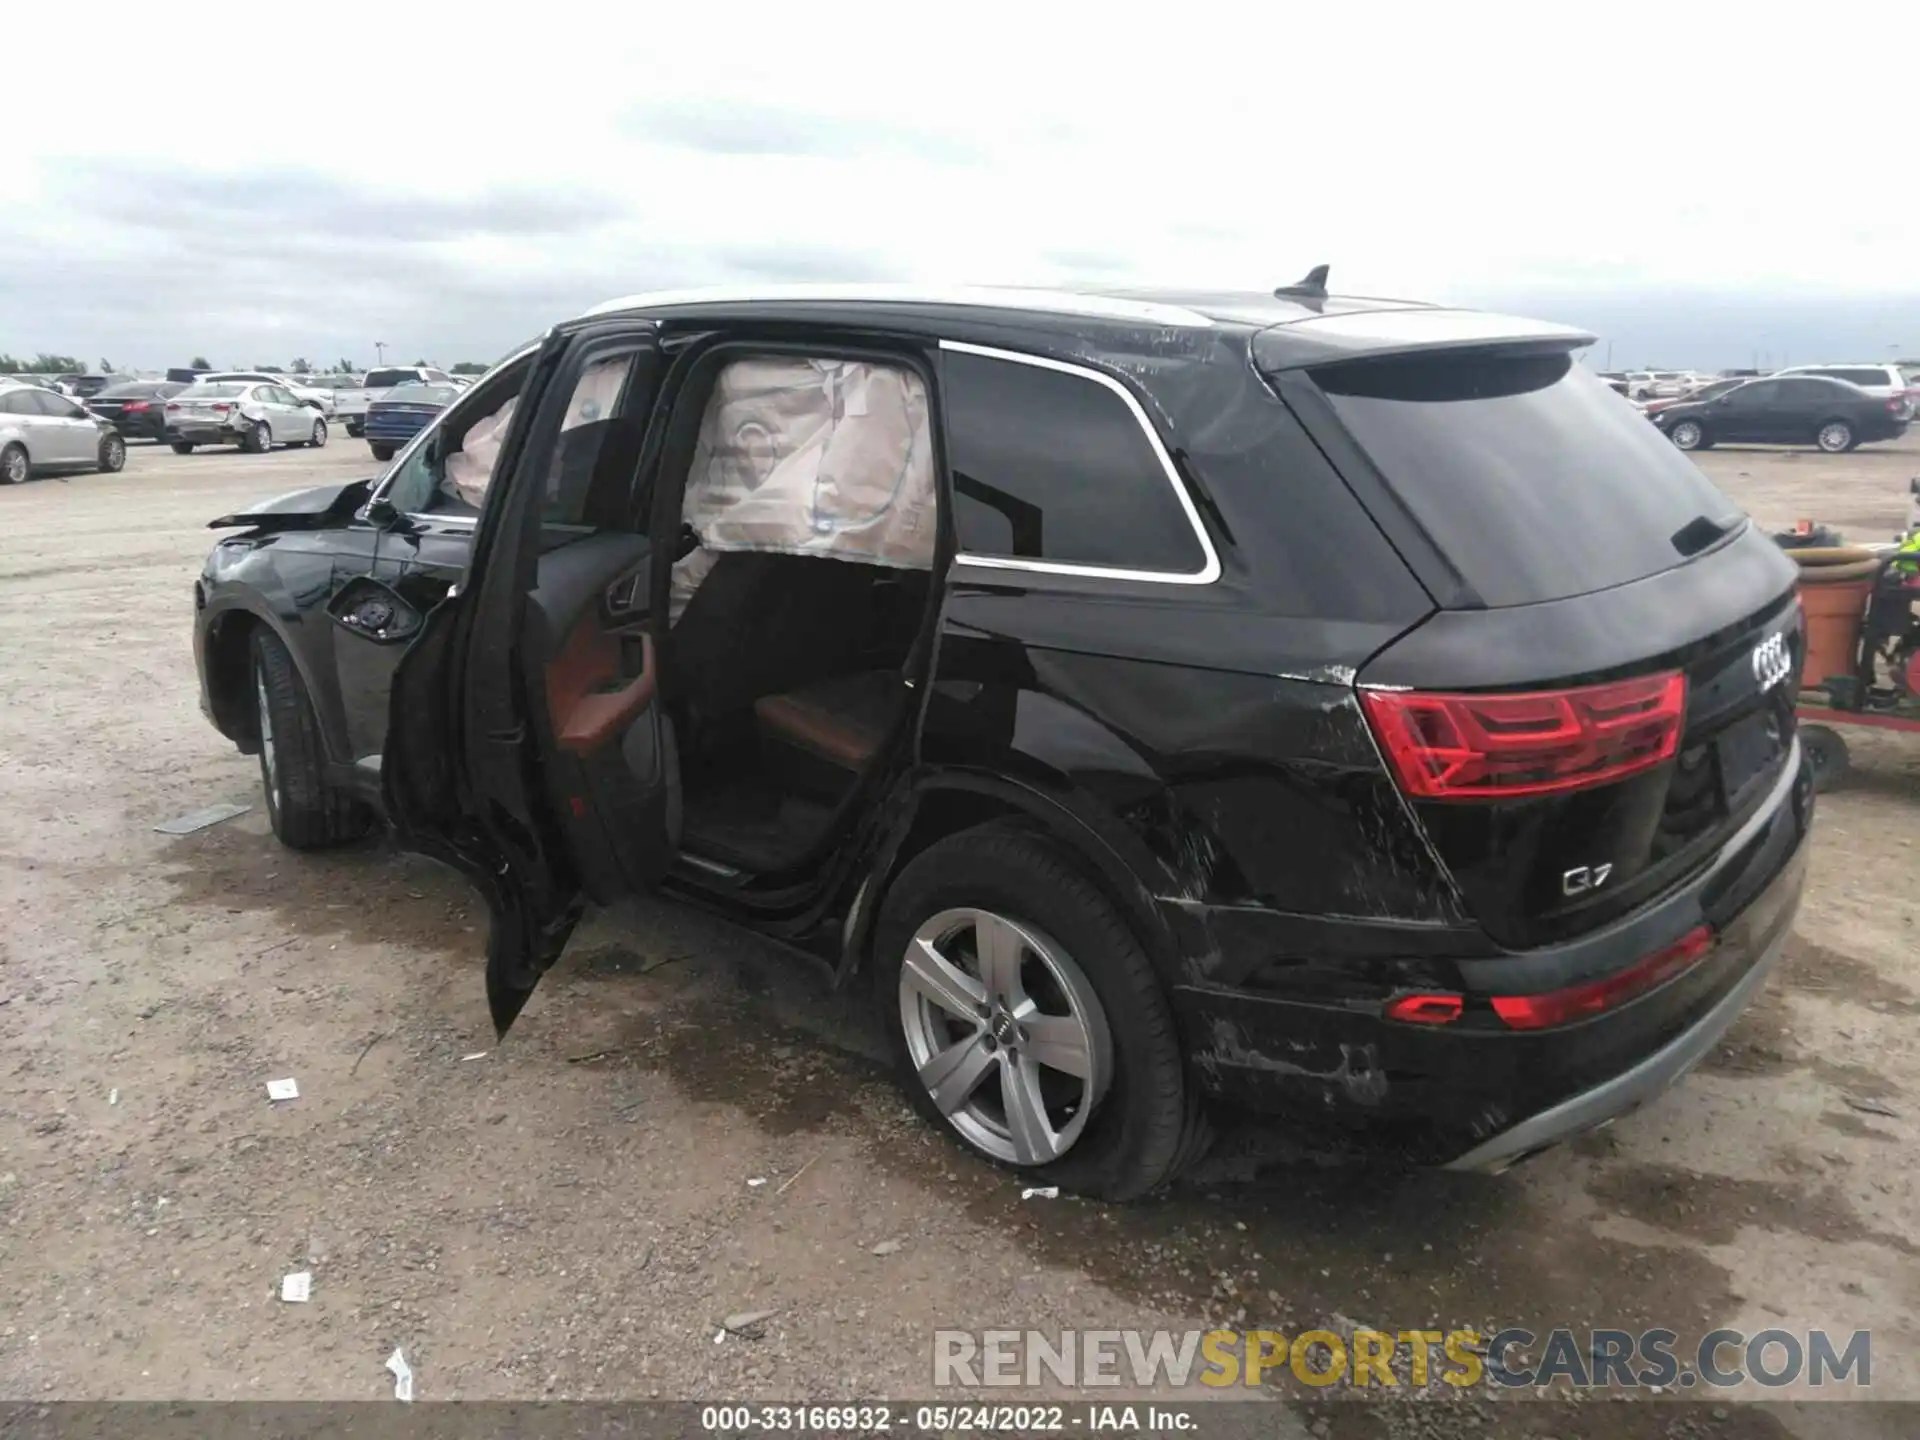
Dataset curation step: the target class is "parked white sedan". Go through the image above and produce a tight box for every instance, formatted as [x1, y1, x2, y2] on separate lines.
[163, 381, 330, 454]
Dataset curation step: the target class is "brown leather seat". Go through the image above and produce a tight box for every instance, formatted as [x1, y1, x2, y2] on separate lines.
[754, 672, 905, 771]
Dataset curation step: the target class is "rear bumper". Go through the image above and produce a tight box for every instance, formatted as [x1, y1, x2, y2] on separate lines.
[1442, 923, 1785, 1172]
[169, 422, 244, 444]
[1170, 744, 1812, 1165]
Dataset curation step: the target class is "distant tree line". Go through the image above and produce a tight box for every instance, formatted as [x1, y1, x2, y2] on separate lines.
[5, 351, 498, 376]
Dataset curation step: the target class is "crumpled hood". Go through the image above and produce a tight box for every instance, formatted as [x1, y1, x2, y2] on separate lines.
[207, 478, 373, 530]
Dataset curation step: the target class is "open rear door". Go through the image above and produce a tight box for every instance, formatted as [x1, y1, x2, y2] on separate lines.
[384, 320, 673, 1034]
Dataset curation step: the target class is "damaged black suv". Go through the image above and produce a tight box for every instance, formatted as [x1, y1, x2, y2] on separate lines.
[194, 278, 1813, 1199]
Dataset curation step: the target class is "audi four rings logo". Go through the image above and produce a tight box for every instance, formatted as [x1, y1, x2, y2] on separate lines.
[1752, 633, 1791, 692]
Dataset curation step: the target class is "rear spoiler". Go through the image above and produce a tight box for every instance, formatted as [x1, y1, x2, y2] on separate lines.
[208, 478, 372, 531]
[1254, 308, 1596, 372]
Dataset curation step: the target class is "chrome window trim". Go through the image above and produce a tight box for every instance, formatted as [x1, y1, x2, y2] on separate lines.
[584, 283, 1214, 331]
[937, 340, 1222, 587]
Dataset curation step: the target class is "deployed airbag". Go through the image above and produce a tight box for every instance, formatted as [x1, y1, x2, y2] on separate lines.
[682, 358, 936, 571]
[442, 395, 517, 509]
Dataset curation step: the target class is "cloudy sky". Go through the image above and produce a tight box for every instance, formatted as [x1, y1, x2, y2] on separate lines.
[6, 7, 1914, 372]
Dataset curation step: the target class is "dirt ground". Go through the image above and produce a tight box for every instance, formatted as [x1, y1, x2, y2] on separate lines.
[1, 428, 1917, 1434]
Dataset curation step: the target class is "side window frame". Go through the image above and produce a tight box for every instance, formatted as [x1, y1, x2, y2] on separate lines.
[936, 339, 1221, 587]
[368, 348, 543, 523]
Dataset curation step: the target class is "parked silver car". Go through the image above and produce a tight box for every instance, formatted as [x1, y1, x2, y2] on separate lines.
[195, 371, 337, 417]
[164, 381, 330, 454]
[0, 379, 127, 482]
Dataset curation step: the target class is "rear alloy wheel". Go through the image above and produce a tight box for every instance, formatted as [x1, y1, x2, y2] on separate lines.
[241, 420, 271, 454]
[873, 826, 1205, 1200]
[1816, 420, 1855, 454]
[170, 440, 195, 455]
[249, 627, 373, 849]
[97, 433, 127, 473]
[306, 417, 328, 448]
[1, 443, 26, 485]
[1669, 420, 1706, 451]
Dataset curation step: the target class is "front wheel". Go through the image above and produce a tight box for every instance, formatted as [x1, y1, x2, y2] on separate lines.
[1816, 420, 1855, 454]
[305, 417, 328, 448]
[1, 442, 27, 485]
[368, 442, 395, 462]
[249, 627, 374, 849]
[1669, 419, 1709, 451]
[170, 440, 195, 455]
[872, 826, 1205, 1201]
[97, 433, 127, 472]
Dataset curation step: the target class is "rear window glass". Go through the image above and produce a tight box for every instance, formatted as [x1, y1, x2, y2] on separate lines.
[943, 348, 1208, 575]
[381, 383, 459, 405]
[183, 383, 249, 399]
[365, 369, 416, 389]
[1308, 350, 1744, 607]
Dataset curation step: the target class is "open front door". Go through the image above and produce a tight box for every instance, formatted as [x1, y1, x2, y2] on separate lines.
[384, 320, 673, 1035]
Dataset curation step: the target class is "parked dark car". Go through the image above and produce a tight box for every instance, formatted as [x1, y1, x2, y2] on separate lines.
[87, 380, 187, 441]
[363, 380, 460, 462]
[1653, 375, 1909, 453]
[62, 374, 130, 399]
[192, 282, 1812, 1198]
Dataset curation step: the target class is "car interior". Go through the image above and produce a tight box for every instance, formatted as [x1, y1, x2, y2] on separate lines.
[519, 346, 942, 881]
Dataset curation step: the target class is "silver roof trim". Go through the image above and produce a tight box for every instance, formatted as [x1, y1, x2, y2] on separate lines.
[939, 340, 1222, 588]
[583, 284, 1215, 330]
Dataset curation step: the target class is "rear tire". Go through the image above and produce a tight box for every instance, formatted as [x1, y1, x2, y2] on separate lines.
[241, 421, 271, 454]
[369, 442, 395, 462]
[871, 825, 1205, 1201]
[346, 421, 363, 438]
[1802, 723, 1849, 793]
[1, 442, 27, 484]
[170, 441, 195, 455]
[97, 434, 126, 473]
[249, 627, 374, 849]
[1816, 420, 1855, 454]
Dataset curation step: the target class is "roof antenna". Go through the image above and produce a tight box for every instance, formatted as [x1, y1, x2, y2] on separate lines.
[1273, 264, 1330, 300]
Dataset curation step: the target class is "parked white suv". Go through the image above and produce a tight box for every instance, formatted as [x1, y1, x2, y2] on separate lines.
[1772, 364, 1920, 421]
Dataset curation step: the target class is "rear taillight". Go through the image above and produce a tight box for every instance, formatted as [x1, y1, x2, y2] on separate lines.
[165, 402, 180, 412]
[1361, 672, 1686, 801]
[123, 400, 149, 413]
[1383, 992, 1464, 1025]
[212, 403, 233, 414]
[1491, 926, 1714, 1030]
[1887, 398, 1903, 415]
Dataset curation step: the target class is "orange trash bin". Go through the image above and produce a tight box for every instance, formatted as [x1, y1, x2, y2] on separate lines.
[1788, 548, 1878, 691]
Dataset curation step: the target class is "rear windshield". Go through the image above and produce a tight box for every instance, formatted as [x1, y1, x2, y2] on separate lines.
[97, 381, 171, 398]
[380, 383, 458, 405]
[1308, 349, 1744, 607]
[183, 383, 249, 399]
[365, 368, 417, 389]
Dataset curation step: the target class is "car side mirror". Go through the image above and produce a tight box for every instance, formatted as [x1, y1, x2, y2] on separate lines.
[366, 495, 403, 528]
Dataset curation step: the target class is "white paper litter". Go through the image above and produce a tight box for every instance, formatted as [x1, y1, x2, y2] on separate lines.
[1020, 1186, 1060, 1201]
[266, 1078, 300, 1102]
[461, 1052, 489, 1062]
[747, 1177, 767, 1188]
[108, 1089, 119, 1106]
[385, 1347, 414, 1402]
[154, 802, 251, 835]
[280, 1271, 312, 1303]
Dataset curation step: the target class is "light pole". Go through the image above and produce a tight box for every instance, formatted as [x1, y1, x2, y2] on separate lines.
[374, 341, 388, 365]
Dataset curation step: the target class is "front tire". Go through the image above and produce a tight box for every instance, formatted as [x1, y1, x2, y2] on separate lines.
[249, 627, 374, 849]
[369, 442, 395, 462]
[1669, 419, 1708, 451]
[97, 434, 127, 472]
[305, 417, 328, 448]
[872, 826, 1203, 1200]
[0, 442, 27, 484]
[1816, 420, 1855, 454]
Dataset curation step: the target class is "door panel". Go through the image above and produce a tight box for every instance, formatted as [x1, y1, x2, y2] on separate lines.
[385, 321, 670, 1035]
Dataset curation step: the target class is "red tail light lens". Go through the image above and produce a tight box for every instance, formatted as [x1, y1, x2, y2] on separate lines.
[1361, 672, 1687, 800]
[123, 400, 149, 413]
[165, 402, 180, 412]
[1492, 926, 1714, 1030]
[212, 403, 233, 414]
[1383, 992, 1464, 1025]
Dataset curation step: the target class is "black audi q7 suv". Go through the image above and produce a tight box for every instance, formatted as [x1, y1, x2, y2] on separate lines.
[192, 278, 1812, 1199]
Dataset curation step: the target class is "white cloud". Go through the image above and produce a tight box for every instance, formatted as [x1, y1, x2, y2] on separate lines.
[4, 3, 1912, 368]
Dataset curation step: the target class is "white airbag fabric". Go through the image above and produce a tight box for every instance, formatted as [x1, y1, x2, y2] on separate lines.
[442, 395, 517, 508]
[682, 358, 936, 571]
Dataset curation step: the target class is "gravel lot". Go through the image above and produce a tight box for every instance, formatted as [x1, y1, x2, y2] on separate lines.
[1, 428, 1916, 1433]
